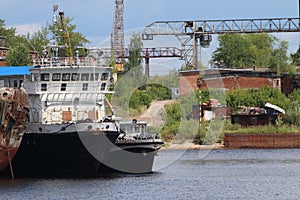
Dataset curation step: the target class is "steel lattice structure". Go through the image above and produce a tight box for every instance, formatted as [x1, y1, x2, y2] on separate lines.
[142, 18, 300, 68]
[112, 0, 125, 62]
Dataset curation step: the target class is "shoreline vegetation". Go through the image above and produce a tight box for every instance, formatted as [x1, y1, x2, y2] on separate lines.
[159, 122, 300, 150]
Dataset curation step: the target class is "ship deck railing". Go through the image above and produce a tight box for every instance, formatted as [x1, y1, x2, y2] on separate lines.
[32, 56, 107, 67]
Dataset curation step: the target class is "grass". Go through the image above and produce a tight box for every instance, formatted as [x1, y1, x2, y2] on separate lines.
[224, 123, 300, 134]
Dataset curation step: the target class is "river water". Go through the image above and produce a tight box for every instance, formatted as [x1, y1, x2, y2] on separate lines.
[0, 149, 300, 200]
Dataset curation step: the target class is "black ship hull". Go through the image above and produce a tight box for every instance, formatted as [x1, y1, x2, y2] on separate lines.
[10, 131, 119, 178]
[6, 132, 162, 178]
[105, 140, 163, 174]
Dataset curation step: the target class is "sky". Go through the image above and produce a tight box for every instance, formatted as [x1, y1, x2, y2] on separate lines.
[1, 0, 300, 73]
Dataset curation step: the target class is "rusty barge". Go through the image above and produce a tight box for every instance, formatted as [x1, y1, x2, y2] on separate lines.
[0, 87, 29, 176]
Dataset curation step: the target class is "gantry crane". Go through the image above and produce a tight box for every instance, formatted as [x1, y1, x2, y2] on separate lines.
[142, 18, 300, 68]
[111, 0, 184, 76]
[112, 0, 125, 71]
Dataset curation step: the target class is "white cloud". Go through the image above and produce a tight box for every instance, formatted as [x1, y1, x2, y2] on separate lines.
[13, 23, 42, 35]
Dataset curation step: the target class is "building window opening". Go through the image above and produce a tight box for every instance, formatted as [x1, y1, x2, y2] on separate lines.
[41, 83, 47, 91]
[89, 73, 99, 81]
[30, 73, 38, 82]
[13, 80, 18, 88]
[82, 83, 88, 91]
[41, 73, 50, 81]
[100, 83, 106, 91]
[62, 73, 71, 81]
[61, 83, 67, 91]
[52, 73, 61, 81]
[71, 73, 79, 81]
[81, 73, 89, 81]
[101, 73, 108, 81]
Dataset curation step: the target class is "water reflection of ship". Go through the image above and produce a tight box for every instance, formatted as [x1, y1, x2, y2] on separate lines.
[5, 5, 163, 178]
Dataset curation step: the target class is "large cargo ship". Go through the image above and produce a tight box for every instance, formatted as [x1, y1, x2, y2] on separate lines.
[9, 5, 162, 178]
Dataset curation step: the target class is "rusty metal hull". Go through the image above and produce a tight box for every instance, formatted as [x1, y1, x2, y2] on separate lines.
[0, 147, 17, 172]
[0, 87, 29, 174]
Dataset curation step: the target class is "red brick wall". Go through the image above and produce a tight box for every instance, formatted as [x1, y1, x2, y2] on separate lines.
[179, 72, 277, 96]
[179, 71, 199, 96]
[224, 133, 300, 148]
[281, 76, 295, 95]
[0, 60, 7, 66]
[199, 76, 273, 90]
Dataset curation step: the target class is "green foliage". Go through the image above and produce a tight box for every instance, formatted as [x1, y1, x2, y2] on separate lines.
[213, 34, 256, 68]
[47, 15, 90, 56]
[193, 120, 224, 145]
[139, 84, 171, 100]
[212, 33, 292, 73]
[291, 45, 300, 66]
[123, 33, 143, 76]
[6, 42, 31, 66]
[176, 120, 199, 142]
[0, 15, 90, 65]
[287, 89, 300, 103]
[284, 101, 300, 126]
[27, 28, 49, 55]
[160, 103, 181, 141]
[129, 91, 152, 110]
[226, 86, 289, 112]
[269, 41, 292, 75]
[0, 19, 32, 66]
[180, 92, 198, 120]
[149, 69, 179, 88]
[195, 88, 226, 105]
[224, 123, 300, 134]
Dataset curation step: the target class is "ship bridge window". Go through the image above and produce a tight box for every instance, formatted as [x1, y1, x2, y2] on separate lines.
[100, 83, 106, 91]
[62, 73, 71, 81]
[82, 83, 88, 91]
[41, 83, 47, 91]
[41, 73, 50, 81]
[81, 73, 89, 81]
[30, 73, 38, 82]
[71, 73, 79, 81]
[52, 73, 61, 81]
[101, 73, 108, 81]
[61, 83, 67, 91]
[90, 73, 99, 81]
[13, 80, 18, 88]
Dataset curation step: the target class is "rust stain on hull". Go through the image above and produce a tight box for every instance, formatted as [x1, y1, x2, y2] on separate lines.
[0, 87, 29, 172]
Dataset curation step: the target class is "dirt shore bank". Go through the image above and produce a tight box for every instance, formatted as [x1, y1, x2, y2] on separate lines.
[161, 142, 224, 150]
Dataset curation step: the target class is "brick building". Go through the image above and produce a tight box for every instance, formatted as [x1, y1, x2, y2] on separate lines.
[179, 69, 283, 96]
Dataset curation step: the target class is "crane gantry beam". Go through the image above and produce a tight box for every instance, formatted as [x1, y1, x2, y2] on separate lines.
[143, 18, 300, 36]
[142, 17, 300, 68]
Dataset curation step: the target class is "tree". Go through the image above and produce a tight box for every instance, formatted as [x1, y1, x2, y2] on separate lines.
[6, 42, 31, 66]
[291, 45, 300, 66]
[0, 19, 32, 66]
[47, 15, 90, 57]
[0, 19, 17, 47]
[124, 33, 143, 76]
[212, 33, 291, 72]
[212, 34, 256, 68]
[27, 28, 49, 55]
[269, 40, 292, 74]
[0, 15, 90, 66]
